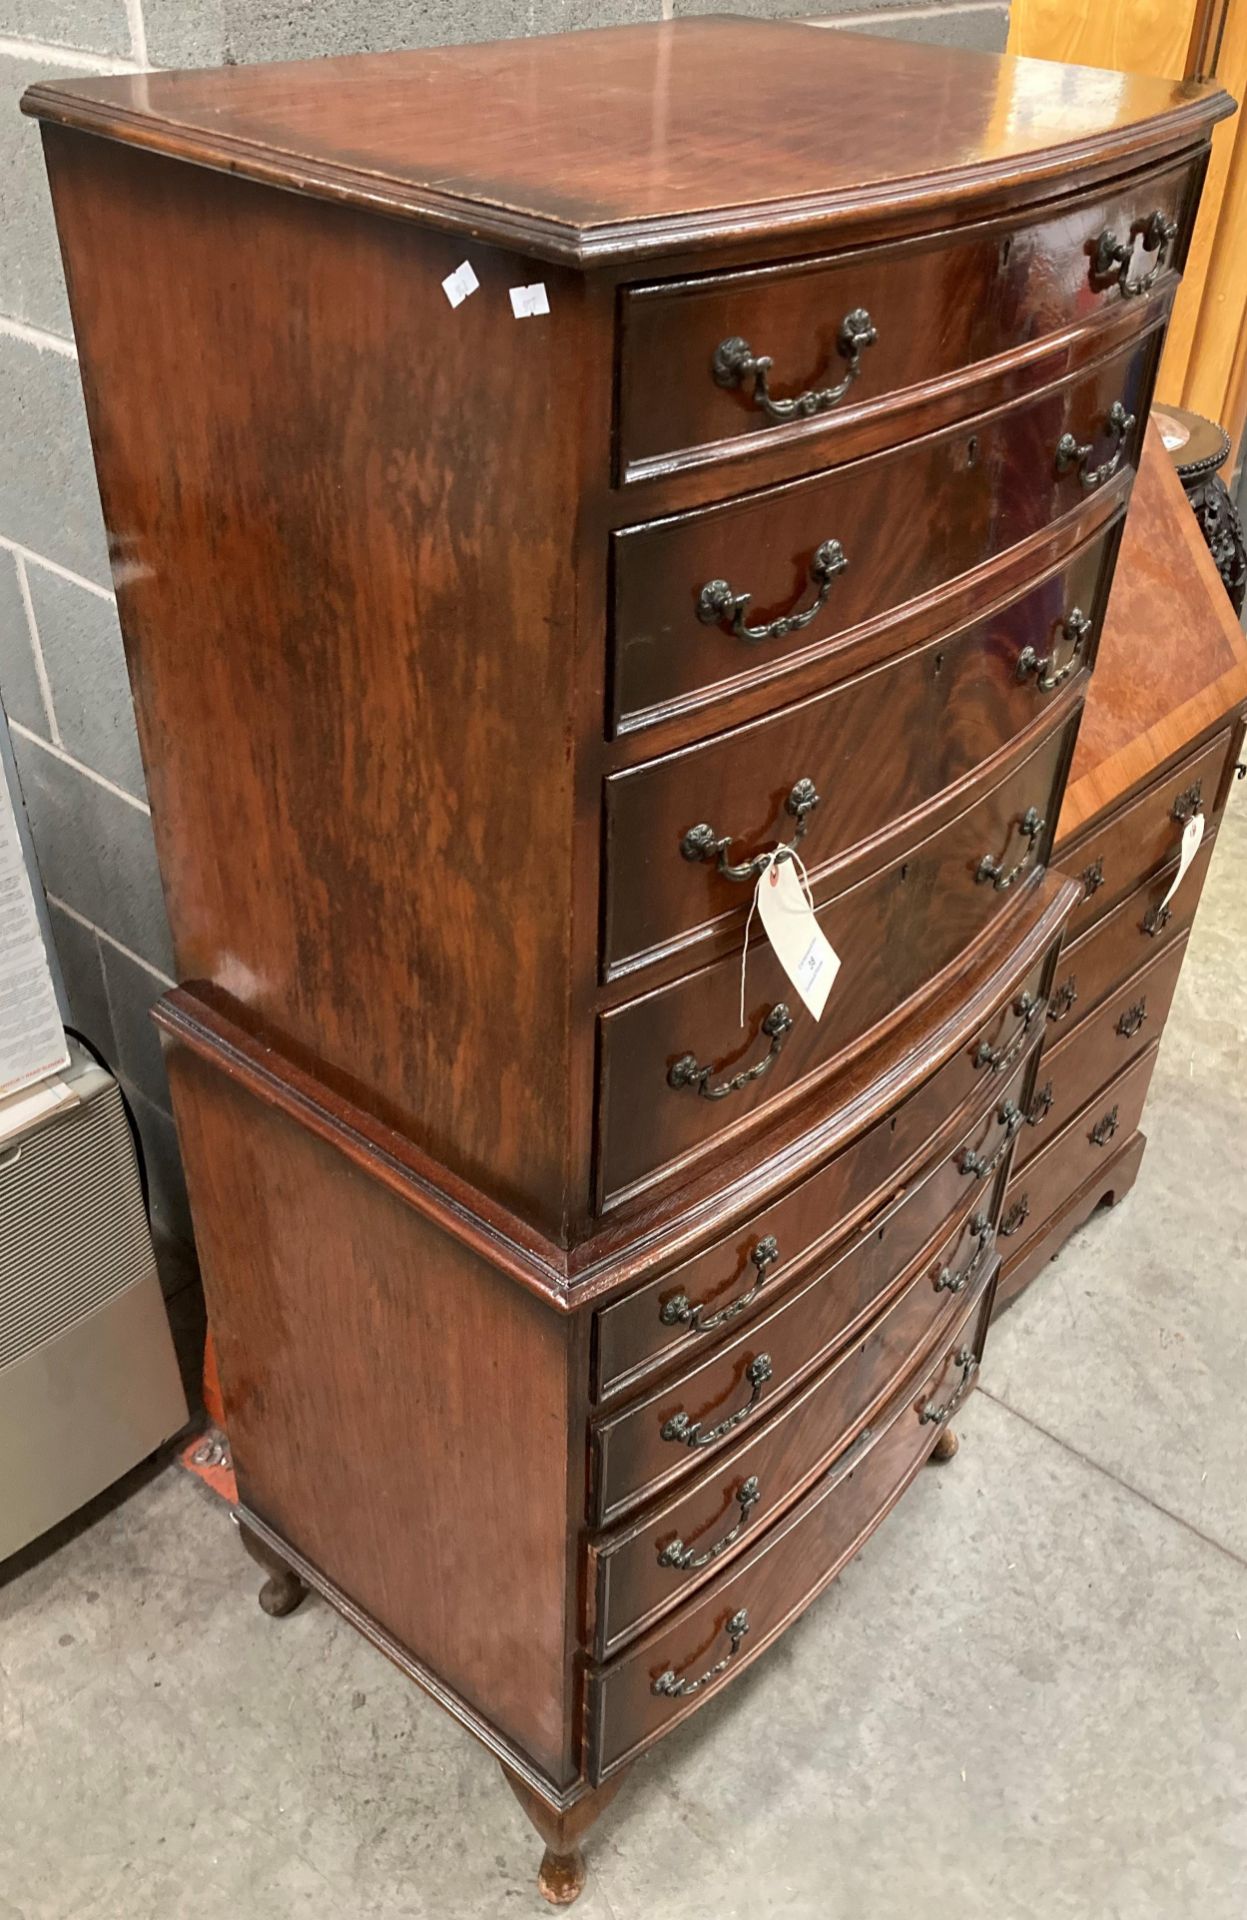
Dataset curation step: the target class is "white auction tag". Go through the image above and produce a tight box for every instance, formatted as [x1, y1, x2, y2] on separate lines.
[756, 856, 840, 1021]
[441, 260, 480, 309]
[509, 282, 550, 318]
[1158, 811, 1205, 912]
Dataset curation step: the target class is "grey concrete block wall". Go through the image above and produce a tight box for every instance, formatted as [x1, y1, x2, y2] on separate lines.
[677, 0, 1008, 48]
[2, 4, 133, 56]
[0, 549, 46, 734]
[141, 0, 665, 67]
[0, 332, 110, 583]
[820, 9, 1009, 51]
[1, 49, 77, 335]
[138, 0, 1009, 69]
[0, 0, 1009, 1289]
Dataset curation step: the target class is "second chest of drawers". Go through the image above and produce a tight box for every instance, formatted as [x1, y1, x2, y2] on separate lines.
[994, 423, 1247, 1310]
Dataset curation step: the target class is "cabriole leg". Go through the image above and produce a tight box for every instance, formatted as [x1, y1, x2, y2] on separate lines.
[237, 1516, 310, 1617]
[501, 1765, 623, 1906]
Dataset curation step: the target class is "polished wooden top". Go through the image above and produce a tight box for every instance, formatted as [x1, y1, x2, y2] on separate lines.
[22, 19, 1233, 266]
[1058, 420, 1247, 842]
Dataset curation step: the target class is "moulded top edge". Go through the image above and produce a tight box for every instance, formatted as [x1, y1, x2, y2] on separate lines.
[21, 18, 1235, 271]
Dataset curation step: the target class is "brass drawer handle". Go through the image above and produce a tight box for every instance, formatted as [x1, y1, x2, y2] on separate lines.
[661, 1354, 773, 1450]
[682, 779, 819, 881]
[973, 990, 1041, 1072]
[1171, 780, 1203, 823]
[959, 1101, 1023, 1180]
[657, 1478, 761, 1571]
[697, 540, 847, 643]
[976, 807, 1045, 891]
[933, 1214, 993, 1295]
[668, 1004, 793, 1101]
[1048, 975, 1078, 1022]
[1016, 608, 1092, 692]
[1056, 399, 1136, 491]
[1090, 1105, 1120, 1148]
[1080, 858, 1105, 899]
[1026, 1081, 1054, 1127]
[1093, 211, 1178, 298]
[1117, 999, 1147, 1039]
[920, 1348, 979, 1427]
[660, 1235, 780, 1334]
[713, 309, 877, 424]
[1141, 900, 1171, 938]
[999, 1196, 1030, 1238]
[652, 1608, 750, 1697]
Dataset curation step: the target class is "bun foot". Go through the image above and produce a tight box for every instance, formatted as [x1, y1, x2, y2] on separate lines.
[258, 1567, 310, 1617]
[537, 1846, 587, 1906]
[237, 1515, 310, 1616]
[930, 1424, 960, 1462]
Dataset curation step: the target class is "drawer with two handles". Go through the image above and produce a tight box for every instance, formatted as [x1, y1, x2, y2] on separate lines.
[1015, 935, 1188, 1174]
[598, 707, 1079, 1205]
[593, 929, 1051, 1401]
[618, 155, 1198, 481]
[589, 1185, 1007, 1654]
[605, 522, 1116, 979]
[997, 1042, 1160, 1262]
[1043, 835, 1216, 1039]
[1059, 725, 1238, 939]
[592, 1051, 1030, 1526]
[585, 1267, 995, 1780]
[612, 330, 1157, 733]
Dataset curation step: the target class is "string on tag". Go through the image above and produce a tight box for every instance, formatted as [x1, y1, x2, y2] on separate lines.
[739, 844, 817, 1027]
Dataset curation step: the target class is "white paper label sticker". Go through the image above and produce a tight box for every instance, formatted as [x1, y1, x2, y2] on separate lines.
[441, 261, 480, 309]
[1158, 810, 1205, 912]
[509, 282, 550, 318]
[756, 858, 840, 1021]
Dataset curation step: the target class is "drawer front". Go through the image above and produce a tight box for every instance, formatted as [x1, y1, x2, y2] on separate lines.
[594, 950, 1047, 1401]
[995, 1130, 1147, 1318]
[617, 158, 1195, 478]
[1045, 835, 1215, 1035]
[605, 527, 1114, 977]
[996, 1043, 1159, 1261]
[598, 712, 1077, 1207]
[1016, 935, 1188, 1171]
[586, 1273, 993, 1781]
[592, 1058, 1025, 1525]
[612, 333, 1155, 732]
[1061, 728, 1234, 937]
[590, 1202, 1001, 1654]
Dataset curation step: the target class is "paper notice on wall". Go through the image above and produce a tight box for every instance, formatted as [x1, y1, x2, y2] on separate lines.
[0, 771, 68, 1099]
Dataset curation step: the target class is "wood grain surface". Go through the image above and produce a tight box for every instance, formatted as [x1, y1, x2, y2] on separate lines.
[22, 21, 1232, 264]
[1058, 420, 1247, 839]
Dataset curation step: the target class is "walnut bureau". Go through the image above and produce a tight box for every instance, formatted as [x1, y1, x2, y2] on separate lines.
[25, 21, 1231, 1903]
[992, 421, 1247, 1312]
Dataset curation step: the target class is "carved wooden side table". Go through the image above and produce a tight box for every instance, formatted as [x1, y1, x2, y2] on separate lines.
[1153, 403, 1247, 614]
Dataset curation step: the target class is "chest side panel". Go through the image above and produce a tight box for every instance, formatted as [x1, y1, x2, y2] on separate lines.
[43, 127, 610, 1238]
[166, 1042, 584, 1786]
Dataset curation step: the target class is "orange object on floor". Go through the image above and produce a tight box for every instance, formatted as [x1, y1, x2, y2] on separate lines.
[179, 1424, 238, 1504]
[179, 1331, 237, 1502]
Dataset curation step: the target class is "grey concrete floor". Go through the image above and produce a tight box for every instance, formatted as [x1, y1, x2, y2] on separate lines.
[4, 808, 1247, 1920]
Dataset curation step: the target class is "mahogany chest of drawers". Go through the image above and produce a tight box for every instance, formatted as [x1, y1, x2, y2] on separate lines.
[25, 19, 1231, 1903]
